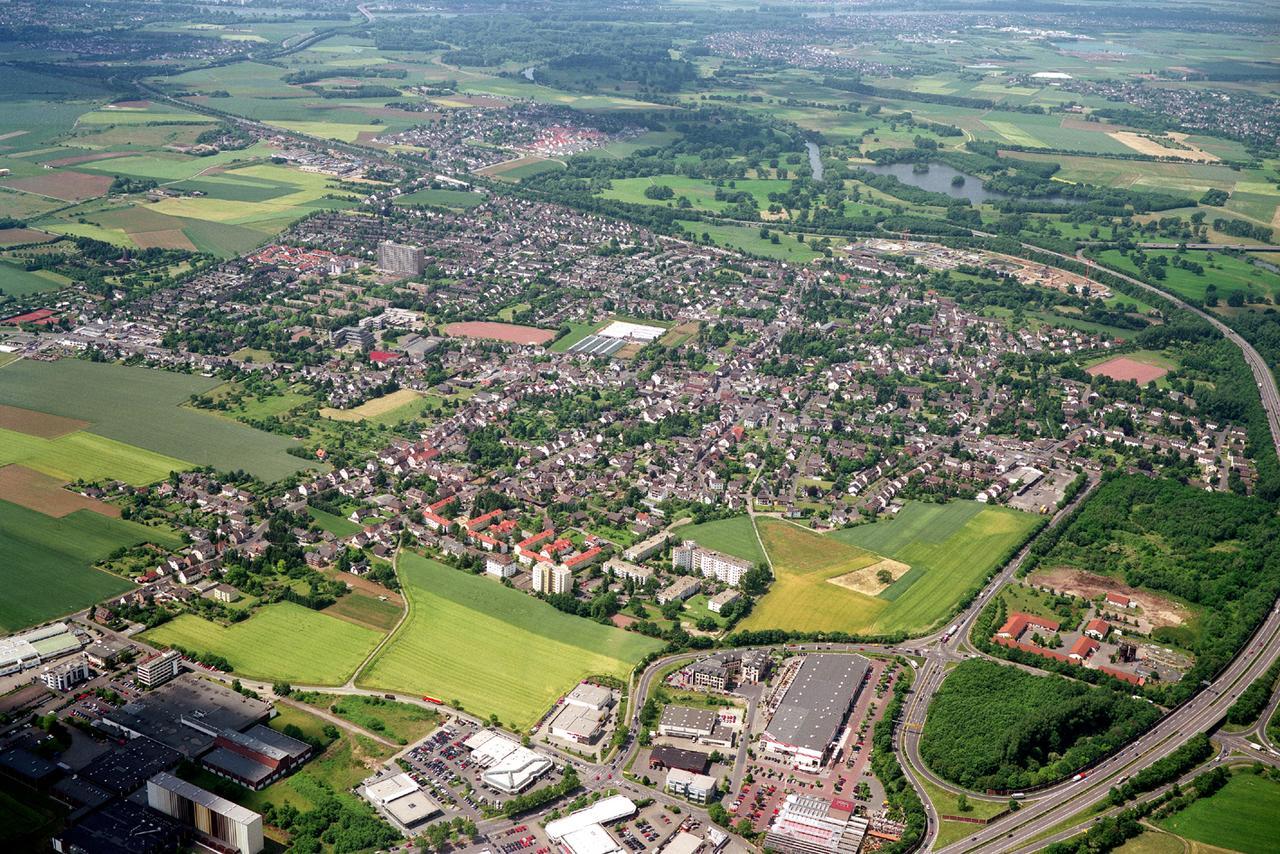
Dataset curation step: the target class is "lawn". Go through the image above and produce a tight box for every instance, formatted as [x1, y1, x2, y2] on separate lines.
[918, 777, 1007, 848]
[0, 359, 314, 481]
[677, 516, 764, 564]
[0, 499, 179, 631]
[357, 553, 663, 729]
[319, 388, 438, 424]
[834, 502, 1041, 635]
[738, 518, 887, 634]
[1155, 771, 1280, 854]
[307, 505, 361, 537]
[142, 602, 383, 684]
[676, 220, 823, 261]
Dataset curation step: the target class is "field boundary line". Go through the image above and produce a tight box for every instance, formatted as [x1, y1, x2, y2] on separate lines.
[345, 540, 409, 686]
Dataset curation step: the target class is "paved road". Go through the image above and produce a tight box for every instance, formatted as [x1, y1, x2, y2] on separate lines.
[926, 245, 1280, 853]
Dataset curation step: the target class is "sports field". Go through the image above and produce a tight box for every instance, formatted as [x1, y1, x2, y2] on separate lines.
[0, 359, 313, 481]
[739, 518, 887, 633]
[1155, 771, 1280, 854]
[677, 516, 765, 564]
[143, 603, 383, 684]
[358, 553, 663, 729]
[444, 320, 556, 345]
[0, 498, 179, 631]
[835, 502, 1041, 635]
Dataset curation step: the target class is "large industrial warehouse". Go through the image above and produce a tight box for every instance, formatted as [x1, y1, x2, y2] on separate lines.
[760, 655, 870, 771]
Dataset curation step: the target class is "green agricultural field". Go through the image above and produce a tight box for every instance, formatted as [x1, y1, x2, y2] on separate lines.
[835, 502, 1041, 635]
[323, 592, 402, 633]
[0, 360, 314, 481]
[0, 260, 69, 297]
[358, 553, 663, 729]
[0, 499, 179, 631]
[739, 518, 887, 634]
[0, 426, 188, 485]
[1155, 771, 1280, 854]
[677, 516, 764, 564]
[392, 188, 485, 209]
[1096, 249, 1280, 304]
[143, 603, 383, 684]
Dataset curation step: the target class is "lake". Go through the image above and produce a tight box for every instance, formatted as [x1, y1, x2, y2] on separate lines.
[861, 162, 1083, 206]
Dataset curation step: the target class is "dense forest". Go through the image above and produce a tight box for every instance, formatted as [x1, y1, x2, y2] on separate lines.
[920, 659, 1160, 792]
[1036, 474, 1280, 705]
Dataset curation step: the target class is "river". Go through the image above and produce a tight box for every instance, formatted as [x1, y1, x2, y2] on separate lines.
[806, 140, 823, 182]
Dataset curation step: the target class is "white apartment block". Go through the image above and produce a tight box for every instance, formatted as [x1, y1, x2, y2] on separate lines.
[672, 541, 752, 587]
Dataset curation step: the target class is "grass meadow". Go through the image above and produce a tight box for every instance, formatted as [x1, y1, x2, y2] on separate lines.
[739, 518, 887, 634]
[677, 516, 765, 564]
[1155, 770, 1280, 854]
[358, 553, 663, 729]
[835, 502, 1041, 635]
[0, 499, 180, 631]
[143, 602, 383, 684]
[741, 503, 1040, 636]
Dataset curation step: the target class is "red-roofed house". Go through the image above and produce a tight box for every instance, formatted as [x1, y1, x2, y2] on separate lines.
[562, 546, 604, 571]
[1099, 666, 1145, 687]
[1084, 619, 1111, 640]
[995, 612, 1061, 642]
[369, 350, 400, 364]
[1105, 592, 1134, 609]
[1068, 637, 1099, 661]
[465, 509, 504, 532]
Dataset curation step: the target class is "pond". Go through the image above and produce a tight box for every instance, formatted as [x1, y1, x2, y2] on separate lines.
[806, 140, 823, 181]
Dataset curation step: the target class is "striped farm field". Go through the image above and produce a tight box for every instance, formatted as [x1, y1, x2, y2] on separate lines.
[0, 425, 188, 485]
[143, 602, 383, 684]
[358, 553, 663, 729]
[0, 498, 180, 631]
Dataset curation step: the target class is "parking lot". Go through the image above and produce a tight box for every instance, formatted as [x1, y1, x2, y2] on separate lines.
[401, 723, 486, 819]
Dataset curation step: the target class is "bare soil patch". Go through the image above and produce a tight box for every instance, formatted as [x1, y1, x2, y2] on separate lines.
[0, 465, 120, 518]
[1108, 131, 1219, 163]
[106, 99, 152, 110]
[0, 403, 90, 438]
[828, 557, 911, 596]
[5, 171, 113, 201]
[43, 151, 132, 168]
[0, 228, 57, 246]
[1088, 356, 1168, 384]
[1031, 566, 1189, 632]
[444, 320, 555, 345]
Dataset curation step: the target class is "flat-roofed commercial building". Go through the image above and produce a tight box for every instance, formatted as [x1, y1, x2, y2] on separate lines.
[203, 724, 313, 790]
[365, 773, 442, 830]
[136, 649, 182, 688]
[147, 771, 264, 854]
[665, 768, 718, 804]
[761, 655, 868, 772]
[464, 730, 553, 794]
[762, 795, 867, 854]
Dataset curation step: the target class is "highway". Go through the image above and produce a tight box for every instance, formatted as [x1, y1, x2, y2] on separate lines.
[922, 245, 1280, 853]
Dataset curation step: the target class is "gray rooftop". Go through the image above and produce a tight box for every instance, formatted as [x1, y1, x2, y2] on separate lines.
[103, 674, 272, 757]
[764, 655, 869, 754]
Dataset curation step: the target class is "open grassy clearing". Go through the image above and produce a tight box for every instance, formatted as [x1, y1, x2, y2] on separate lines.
[600, 175, 790, 213]
[0, 260, 70, 297]
[835, 502, 1041, 635]
[358, 553, 663, 729]
[918, 777, 1007, 848]
[1155, 770, 1280, 854]
[0, 498, 179, 631]
[0, 360, 314, 481]
[676, 220, 823, 261]
[307, 505, 362, 537]
[392, 187, 485, 209]
[739, 518, 887, 633]
[142, 602, 383, 684]
[677, 516, 764, 564]
[1096, 249, 1280, 304]
[319, 388, 436, 424]
[293, 692, 439, 745]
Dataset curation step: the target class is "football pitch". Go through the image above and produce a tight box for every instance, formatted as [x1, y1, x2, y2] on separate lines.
[357, 553, 664, 729]
[142, 602, 383, 685]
